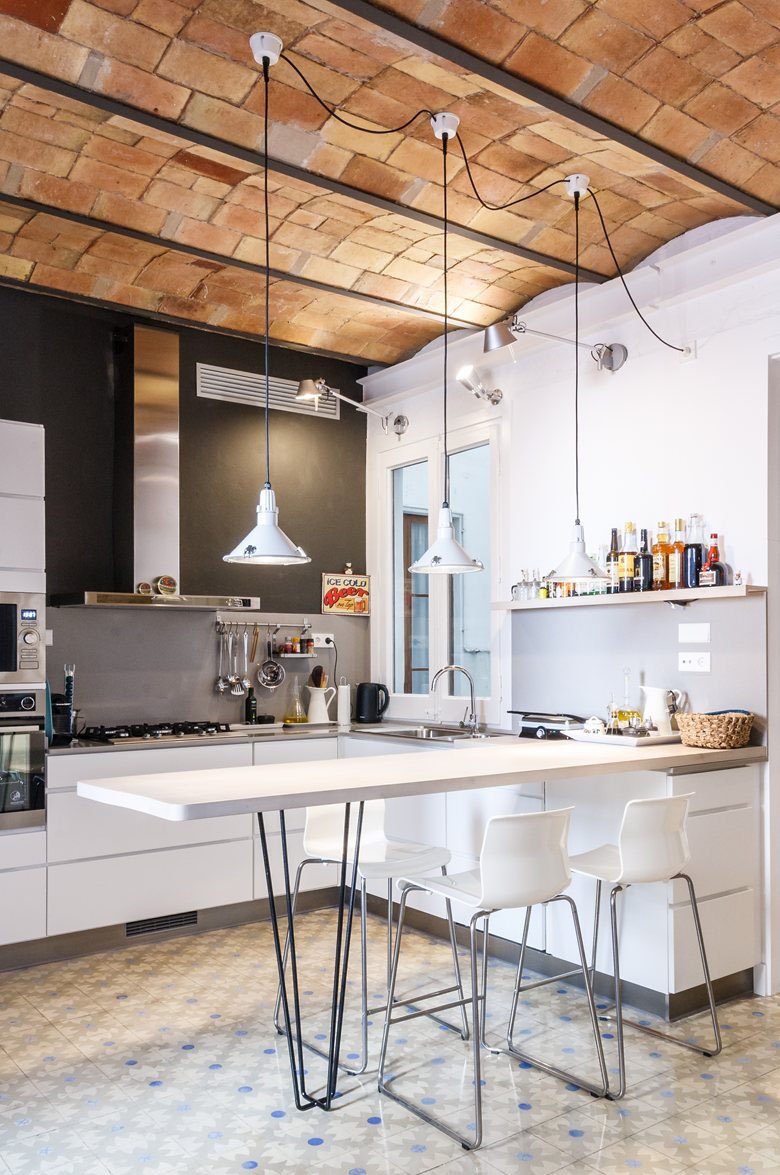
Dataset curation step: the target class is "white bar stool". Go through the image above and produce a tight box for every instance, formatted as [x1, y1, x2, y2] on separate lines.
[571, 794, 722, 1100]
[378, 808, 608, 1151]
[273, 799, 468, 1074]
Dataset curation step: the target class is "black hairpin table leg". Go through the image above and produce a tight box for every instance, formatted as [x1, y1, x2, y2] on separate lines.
[257, 802, 364, 1110]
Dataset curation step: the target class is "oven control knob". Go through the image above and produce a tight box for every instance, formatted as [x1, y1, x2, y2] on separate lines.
[21, 630, 39, 645]
[20, 696, 35, 710]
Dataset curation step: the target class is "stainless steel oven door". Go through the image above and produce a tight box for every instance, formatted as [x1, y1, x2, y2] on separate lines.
[0, 726, 45, 830]
[0, 592, 46, 689]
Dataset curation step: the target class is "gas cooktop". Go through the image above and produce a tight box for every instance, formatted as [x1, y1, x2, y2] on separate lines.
[81, 721, 236, 745]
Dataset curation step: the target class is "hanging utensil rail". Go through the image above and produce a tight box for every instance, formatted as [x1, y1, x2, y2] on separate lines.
[215, 615, 312, 636]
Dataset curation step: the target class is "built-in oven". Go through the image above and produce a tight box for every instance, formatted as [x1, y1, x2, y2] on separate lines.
[0, 724, 45, 830]
[0, 592, 45, 690]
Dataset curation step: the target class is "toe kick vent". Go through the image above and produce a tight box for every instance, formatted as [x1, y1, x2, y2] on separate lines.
[126, 911, 197, 937]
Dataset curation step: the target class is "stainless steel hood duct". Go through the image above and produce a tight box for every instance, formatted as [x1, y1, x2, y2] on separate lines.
[54, 326, 259, 611]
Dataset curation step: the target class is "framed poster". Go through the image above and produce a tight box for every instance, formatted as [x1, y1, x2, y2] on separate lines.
[322, 572, 371, 616]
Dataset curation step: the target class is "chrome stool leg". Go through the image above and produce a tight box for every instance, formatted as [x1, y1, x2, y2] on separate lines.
[495, 897, 608, 1098]
[378, 886, 487, 1150]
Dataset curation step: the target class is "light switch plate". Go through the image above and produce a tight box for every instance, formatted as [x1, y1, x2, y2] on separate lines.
[679, 651, 711, 672]
[678, 622, 710, 644]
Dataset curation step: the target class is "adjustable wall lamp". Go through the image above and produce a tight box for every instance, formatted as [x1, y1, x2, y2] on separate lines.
[483, 316, 628, 372]
[296, 378, 409, 436]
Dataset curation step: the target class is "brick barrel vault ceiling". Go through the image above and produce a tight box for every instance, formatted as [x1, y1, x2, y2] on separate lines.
[0, 0, 774, 359]
[0, 197, 446, 361]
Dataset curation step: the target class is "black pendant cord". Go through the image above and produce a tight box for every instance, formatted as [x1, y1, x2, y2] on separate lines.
[262, 57, 271, 489]
[574, 191, 580, 527]
[442, 133, 450, 508]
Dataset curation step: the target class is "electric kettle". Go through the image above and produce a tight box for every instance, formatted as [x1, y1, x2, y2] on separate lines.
[355, 682, 389, 724]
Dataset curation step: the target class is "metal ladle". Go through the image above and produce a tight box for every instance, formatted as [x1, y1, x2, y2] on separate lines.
[258, 628, 285, 690]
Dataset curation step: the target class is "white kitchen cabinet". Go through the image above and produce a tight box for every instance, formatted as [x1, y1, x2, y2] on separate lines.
[47, 742, 253, 791]
[48, 840, 254, 937]
[0, 866, 46, 945]
[0, 829, 46, 869]
[0, 420, 45, 497]
[0, 419, 45, 593]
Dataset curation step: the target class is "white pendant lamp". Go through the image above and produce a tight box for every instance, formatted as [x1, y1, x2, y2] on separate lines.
[410, 114, 482, 576]
[548, 175, 605, 584]
[224, 33, 310, 568]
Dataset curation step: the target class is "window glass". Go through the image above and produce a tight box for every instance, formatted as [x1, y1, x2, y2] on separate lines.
[392, 462, 429, 694]
[448, 443, 491, 697]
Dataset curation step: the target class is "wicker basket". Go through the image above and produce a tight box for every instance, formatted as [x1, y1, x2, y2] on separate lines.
[677, 711, 753, 749]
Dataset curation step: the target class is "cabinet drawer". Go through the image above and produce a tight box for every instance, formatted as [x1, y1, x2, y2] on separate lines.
[47, 742, 253, 791]
[0, 421, 44, 497]
[670, 806, 758, 902]
[0, 496, 45, 571]
[669, 765, 759, 812]
[0, 829, 45, 869]
[47, 840, 254, 936]
[47, 791, 251, 863]
[669, 888, 757, 991]
[0, 866, 46, 945]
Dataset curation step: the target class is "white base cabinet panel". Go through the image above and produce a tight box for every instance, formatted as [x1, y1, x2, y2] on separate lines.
[0, 829, 46, 869]
[0, 867, 46, 945]
[48, 840, 254, 937]
[47, 743, 253, 792]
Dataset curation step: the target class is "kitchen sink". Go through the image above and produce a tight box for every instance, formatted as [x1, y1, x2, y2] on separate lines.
[376, 724, 503, 743]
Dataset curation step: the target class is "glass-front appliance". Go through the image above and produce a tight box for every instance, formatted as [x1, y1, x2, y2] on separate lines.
[0, 592, 45, 690]
[0, 725, 45, 830]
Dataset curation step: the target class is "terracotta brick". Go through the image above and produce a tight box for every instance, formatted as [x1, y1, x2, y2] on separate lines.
[156, 294, 214, 322]
[742, 0, 780, 27]
[96, 278, 160, 311]
[87, 232, 160, 265]
[742, 162, 780, 202]
[31, 262, 98, 295]
[0, 15, 90, 82]
[394, 56, 480, 101]
[12, 169, 94, 213]
[242, 82, 328, 135]
[428, 0, 523, 64]
[684, 83, 760, 134]
[272, 219, 339, 258]
[0, 104, 91, 151]
[0, 129, 75, 176]
[82, 134, 166, 176]
[88, 0, 138, 15]
[329, 238, 393, 273]
[144, 178, 219, 219]
[316, 18, 407, 67]
[450, 160, 522, 206]
[691, 39, 741, 77]
[178, 11, 252, 65]
[582, 76, 659, 133]
[0, 252, 32, 279]
[60, 1, 168, 72]
[171, 216, 241, 256]
[0, 0, 70, 33]
[641, 106, 713, 158]
[602, 0, 690, 37]
[663, 24, 712, 56]
[199, 0, 312, 44]
[137, 253, 211, 296]
[474, 142, 547, 183]
[350, 224, 408, 254]
[90, 58, 189, 120]
[278, 52, 360, 107]
[735, 113, 780, 163]
[386, 136, 461, 184]
[320, 114, 402, 163]
[170, 149, 248, 187]
[699, 1, 777, 54]
[132, 0, 189, 35]
[627, 47, 708, 105]
[181, 93, 258, 150]
[294, 32, 385, 82]
[383, 254, 441, 287]
[300, 253, 361, 289]
[696, 137, 765, 185]
[368, 64, 454, 114]
[340, 155, 411, 203]
[504, 33, 594, 99]
[157, 40, 255, 104]
[561, 9, 651, 72]
[70, 156, 150, 198]
[307, 141, 351, 180]
[723, 57, 780, 106]
[76, 250, 144, 283]
[506, 129, 572, 166]
[494, 0, 581, 38]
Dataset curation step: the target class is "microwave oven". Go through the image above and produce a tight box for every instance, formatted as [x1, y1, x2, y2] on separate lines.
[0, 592, 45, 690]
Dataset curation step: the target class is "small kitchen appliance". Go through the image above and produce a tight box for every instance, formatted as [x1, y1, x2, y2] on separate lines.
[0, 592, 45, 690]
[355, 682, 389, 724]
[509, 711, 585, 739]
[0, 685, 46, 830]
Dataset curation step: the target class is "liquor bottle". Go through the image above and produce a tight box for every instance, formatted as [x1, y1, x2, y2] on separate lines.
[652, 521, 672, 590]
[684, 513, 705, 588]
[634, 529, 653, 592]
[618, 522, 637, 593]
[606, 528, 620, 595]
[700, 534, 727, 587]
[668, 517, 686, 590]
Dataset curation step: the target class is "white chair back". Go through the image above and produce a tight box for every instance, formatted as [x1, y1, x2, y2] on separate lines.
[303, 800, 386, 859]
[617, 795, 692, 884]
[478, 808, 573, 910]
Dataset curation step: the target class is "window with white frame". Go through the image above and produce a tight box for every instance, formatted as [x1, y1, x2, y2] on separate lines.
[392, 460, 429, 695]
[448, 442, 491, 697]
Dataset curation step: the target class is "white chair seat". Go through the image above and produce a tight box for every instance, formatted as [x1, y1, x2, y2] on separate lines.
[570, 844, 622, 883]
[304, 833, 450, 881]
[400, 867, 483, 906]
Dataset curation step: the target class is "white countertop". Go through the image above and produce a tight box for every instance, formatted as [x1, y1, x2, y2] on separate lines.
[76, 739, 766, 822]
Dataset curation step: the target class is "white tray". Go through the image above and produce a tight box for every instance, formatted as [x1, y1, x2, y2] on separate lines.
[567, 730, 682, 748]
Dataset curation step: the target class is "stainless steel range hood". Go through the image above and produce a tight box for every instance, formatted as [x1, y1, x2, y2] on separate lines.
[52, 326, 260, 612]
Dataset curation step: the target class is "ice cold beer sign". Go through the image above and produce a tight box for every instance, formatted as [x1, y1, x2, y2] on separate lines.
[322, 573, 370, 616]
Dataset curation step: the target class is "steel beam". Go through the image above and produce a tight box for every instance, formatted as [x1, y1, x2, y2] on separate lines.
[0, 192, 479, 329]
[325, 0, 776, 217]
[0, 57, 605, 282]
[0, 274, 378, 367]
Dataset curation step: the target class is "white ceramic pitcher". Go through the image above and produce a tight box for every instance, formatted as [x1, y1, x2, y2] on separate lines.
[640, 685, 684, 735]
[306, 684, 336, 725]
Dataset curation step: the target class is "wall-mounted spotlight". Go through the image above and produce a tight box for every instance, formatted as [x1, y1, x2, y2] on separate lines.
[296, 378, 409, 436]
[483, 315, 628, 372]
[455, 366, 503, 405]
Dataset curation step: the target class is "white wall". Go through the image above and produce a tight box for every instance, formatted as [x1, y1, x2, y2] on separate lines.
[363, 212, 780, 991]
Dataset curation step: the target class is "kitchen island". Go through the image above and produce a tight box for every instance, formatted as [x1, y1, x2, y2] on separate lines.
[77, 737, 765, 1113]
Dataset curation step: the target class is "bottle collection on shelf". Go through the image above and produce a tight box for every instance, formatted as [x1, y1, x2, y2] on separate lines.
[511, 513, 741, 601]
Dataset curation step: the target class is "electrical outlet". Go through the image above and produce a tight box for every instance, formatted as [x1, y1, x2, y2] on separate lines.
[312, 632, 335, 649]
[679, 651, 711, 673]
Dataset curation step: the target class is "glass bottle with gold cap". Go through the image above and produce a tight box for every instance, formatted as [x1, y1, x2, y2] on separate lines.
[668, 517, 686, 589]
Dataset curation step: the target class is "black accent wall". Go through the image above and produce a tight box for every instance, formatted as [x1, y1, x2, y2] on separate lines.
[0, 286, 367, 612]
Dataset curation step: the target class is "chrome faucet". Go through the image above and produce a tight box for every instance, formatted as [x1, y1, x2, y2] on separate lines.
[430, 664, 479, 733]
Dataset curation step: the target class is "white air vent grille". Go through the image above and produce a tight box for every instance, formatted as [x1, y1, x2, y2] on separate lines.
[196, 363, 340, 419]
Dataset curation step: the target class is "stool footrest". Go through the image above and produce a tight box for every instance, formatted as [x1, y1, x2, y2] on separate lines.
[388, 992, 481, 1026]
[597, 1008, 719, 1056]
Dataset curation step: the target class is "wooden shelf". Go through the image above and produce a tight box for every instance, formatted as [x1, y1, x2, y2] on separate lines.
[493, 584, 766, 612]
